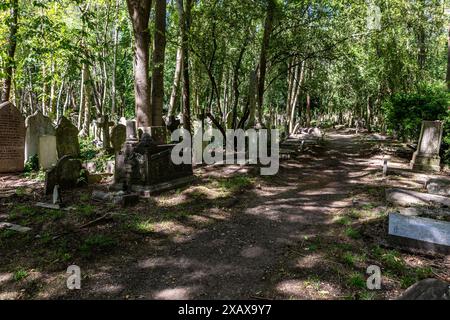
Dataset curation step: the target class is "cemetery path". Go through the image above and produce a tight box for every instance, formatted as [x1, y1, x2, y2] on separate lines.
[93, 132, 387, 299]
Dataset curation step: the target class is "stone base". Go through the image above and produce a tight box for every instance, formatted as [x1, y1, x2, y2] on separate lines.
[112, 175, 196, 198]
[410, 152, 441, 172]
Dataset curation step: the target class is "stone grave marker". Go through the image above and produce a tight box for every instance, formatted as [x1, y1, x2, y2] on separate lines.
[0, 101, 25, 173]
[45, 155, 83, 194]
[25, 110, 55, 162]
[38, 135, 58, 170]
[56, 116, 80, 158]
[411, 121, 443, 172]
[111, 124, 126, 152]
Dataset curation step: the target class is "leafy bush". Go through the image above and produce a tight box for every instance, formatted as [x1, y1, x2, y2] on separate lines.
[24, 155, 39, 172]
[382, 85, 449, 142]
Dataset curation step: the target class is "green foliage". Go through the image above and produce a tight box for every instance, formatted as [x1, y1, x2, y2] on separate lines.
[13, 269, 29, 282]
[80, 235, 117, 256]
[347, 273, 366, 289]
[382, 85, 449, 141]
[24, 155, 39, 172]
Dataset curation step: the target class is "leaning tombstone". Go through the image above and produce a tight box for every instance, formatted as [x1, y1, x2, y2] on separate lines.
[24, 110, 55, 162]
[0, 101, 25, 173]
[55, 116, 80, 158]
[45, 155, 83, 195]
[410, 121, 443, 172]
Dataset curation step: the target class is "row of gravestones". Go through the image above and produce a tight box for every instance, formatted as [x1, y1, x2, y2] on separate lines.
[0, 101, 129, 174]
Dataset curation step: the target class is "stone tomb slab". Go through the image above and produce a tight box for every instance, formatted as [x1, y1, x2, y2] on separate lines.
[0, 102, 25, 173]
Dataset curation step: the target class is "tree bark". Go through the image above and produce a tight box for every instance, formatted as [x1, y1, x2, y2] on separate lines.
[151, 0, 166, 127]
[447, 24, 450, 91]
[178, 0, 192, 132]
[126, 0, 152, 128]
[1, 0, 18, 103]
[168, 46, 183, 117]
[256, 0, 275, 126]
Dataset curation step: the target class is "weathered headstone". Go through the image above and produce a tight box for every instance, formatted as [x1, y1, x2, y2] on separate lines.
[45, 155, 83, 194]
[38, 135, 58, 170]
[0, 102, 25, 173]
[411, 121, 443, 172]
[139, 126, 168, 145]
[111, 124, 126, 152]
[56, 116, 80, 158]
[25, 110, 55, 162]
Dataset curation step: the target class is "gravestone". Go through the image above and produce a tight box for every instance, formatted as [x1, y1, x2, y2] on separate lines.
[56, 116, 80, 158]
[25, 110, 55, 162]
[38, 135, 58, 170]
[45, 155, 83, 194]
[410, 121, 443, 172]
[139, 126, 168, 145]
[0, 101, 25, 173]
[111, 124, 126, 152]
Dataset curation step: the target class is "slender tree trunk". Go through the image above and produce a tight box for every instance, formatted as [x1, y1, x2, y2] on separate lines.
[306, 93, 311, 128]
[257, 0, 275, 126]
[447, 24, 450, 91]
[289, 61, 305, 134]
[78, 65, 86, 130]
[126, 0, 152, 128]
[111, 0, 121, 117]
[168, 46, 183, 117]
[82, 66, 93, 137]
[1, 0, 18, 103]
[178, 0, 192, 132]
[151, 0, 167, 127]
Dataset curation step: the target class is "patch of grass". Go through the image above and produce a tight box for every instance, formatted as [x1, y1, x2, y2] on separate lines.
[217, 176, 254, 193]
[342, 252, 357, 266]
[415, 266, 433, 280]
[13, 269, 29, 282]
[80, 235, 117, 256]
[0, 229, 17, 239]
[132, 220, 155, 234]
[370, 245, 384, 259]
[79, 193, 91, 202]
[10, 204, 35, 219]
[336, 216, 352, 226]
[76, 204, 96, 218]
[304, 275, 322, 291]
[347, 209, 362, 220]
[15, 187, 28, 196]
[361, 203, 375, 210]
[347, 273, 366, 289]
[400, 274, 416, 289]
[381, 251, 406, 273]
[359, 291, 377, 300]
[344, 227, 361, 240]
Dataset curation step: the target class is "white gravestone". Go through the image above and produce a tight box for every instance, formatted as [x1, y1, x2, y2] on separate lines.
[410, 121, 443, 172]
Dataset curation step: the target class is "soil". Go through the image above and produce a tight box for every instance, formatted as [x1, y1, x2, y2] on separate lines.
[0, 129, 449, 300]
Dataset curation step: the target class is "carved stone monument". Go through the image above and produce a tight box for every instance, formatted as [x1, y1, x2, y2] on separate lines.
[410, 121, 443, 172]
[0, 102, 25, 173]
[56, 116, 80, 158]
[114, 120, 193, 196]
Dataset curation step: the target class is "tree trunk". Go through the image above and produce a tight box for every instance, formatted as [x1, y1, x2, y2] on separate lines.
[78, 65, 86, 130]
[151, 0, 166, 127]
[1, 0, 18, 103]
[126, 0, 152, 128]
[168, 46, 183, 117]
[257, 0, 275, 126]
[178, 0, 192, 132]
[446, 24, 450, 91]
[111, 0, 121, 117]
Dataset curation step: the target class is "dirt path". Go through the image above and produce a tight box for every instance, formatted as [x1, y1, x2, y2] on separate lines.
[2, 131, 448, 300]
[70, 132, 389, 299]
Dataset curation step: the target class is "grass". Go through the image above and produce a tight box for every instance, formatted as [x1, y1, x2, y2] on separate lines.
[347, 273, 366, 289]
[80, 235, 117, 256]
[13, 269, 29, 282]
[381, 251, 406, 273]
[344, 227, 361, 240]
[336, 216, 352, 226]
[342, 252, 357, 266]
[132, 220, 155, 234]
[76, 204, 96, 218]
[216, 176, 254, 193]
